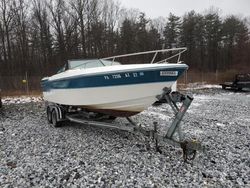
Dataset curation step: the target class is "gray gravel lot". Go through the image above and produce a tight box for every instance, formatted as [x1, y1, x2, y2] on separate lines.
[0, 89, 250, 187]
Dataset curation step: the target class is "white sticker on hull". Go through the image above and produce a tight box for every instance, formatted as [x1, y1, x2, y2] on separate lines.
[160, 71, 178, 76]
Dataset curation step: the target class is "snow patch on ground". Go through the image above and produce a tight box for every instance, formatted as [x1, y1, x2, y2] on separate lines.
[183, 83, 221, 90]
[188, 129, 204, 136]
[198, 84, 221, 89]
[141, 111, 170, 121]
[2, 96, 43, 104]
[216, 122, 226, 127]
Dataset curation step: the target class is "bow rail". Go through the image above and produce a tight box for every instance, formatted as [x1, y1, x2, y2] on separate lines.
[102, 47, 187, 64]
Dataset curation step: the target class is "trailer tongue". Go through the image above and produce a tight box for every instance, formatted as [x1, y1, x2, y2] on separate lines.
[46, 88, 205, 162]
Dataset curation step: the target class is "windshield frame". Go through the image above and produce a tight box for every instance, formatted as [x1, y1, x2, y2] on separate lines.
[57, 59, 122, 73]
[68, 59, 106, 70]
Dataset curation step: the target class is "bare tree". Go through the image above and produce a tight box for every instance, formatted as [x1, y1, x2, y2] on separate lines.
[12, 0, 30, 74]
[101, 0, 120, 56]
[30, 0, 53, 74]
[47, 0, 66, 62]
[69, 0, 87, 57]
[0, 1, 250, 92]
[0, 0, 14, 62]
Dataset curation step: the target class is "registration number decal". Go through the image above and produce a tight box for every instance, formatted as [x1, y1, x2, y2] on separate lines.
[160, 71, 178, 76]
[104, 72, 144, 80]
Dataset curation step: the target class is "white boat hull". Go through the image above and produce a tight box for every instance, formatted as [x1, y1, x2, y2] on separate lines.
[43, 81, 174, 115]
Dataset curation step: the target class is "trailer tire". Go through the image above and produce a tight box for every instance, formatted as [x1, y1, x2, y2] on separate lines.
[47, 106, 52, 124]
[51, 109, 61, 127]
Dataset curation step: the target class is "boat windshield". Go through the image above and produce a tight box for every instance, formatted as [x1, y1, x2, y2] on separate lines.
[67, 59, 121, 70]
[100, 60, 121, 66]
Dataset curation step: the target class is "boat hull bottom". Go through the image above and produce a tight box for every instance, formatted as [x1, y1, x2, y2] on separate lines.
[83, 108, 140, 117]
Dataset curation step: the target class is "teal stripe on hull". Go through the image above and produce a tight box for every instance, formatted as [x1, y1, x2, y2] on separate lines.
[41, 67, 186, 91]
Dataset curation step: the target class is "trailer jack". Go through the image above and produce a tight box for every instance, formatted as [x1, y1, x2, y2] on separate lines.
[127, 88, 204, 161]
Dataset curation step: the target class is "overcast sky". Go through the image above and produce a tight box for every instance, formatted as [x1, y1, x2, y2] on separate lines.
[118, 0, 250, 18]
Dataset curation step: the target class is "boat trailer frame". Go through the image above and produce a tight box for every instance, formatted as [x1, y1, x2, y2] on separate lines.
[46, 88, 204, 162]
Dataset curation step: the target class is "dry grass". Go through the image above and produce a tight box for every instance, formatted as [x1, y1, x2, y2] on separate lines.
[178, 69, 242, 84]
[1, 90, 42, 97]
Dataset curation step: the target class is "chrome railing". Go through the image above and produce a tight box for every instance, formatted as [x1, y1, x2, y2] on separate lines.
[102, 47, 187, 64]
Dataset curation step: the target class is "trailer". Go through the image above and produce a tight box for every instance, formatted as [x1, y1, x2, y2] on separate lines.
[46, 88, 205, 162]
[220, 73, 250, 91]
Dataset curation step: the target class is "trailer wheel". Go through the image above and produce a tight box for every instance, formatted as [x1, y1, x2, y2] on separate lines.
[51, 109, 61, 127]
[47, 107, 52, 124]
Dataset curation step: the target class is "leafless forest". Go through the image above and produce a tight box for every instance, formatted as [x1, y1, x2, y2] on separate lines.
[0, 0, 250, 92]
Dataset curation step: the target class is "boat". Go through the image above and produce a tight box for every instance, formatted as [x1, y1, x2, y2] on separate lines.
[41, 48, 188, 117]
[41, 48, 205, 161]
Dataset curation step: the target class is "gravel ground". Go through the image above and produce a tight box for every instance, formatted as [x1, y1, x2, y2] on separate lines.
[0, 88, 250, 187]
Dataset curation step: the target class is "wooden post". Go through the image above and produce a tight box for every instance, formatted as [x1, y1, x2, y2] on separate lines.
[25, 71, 29, 95]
